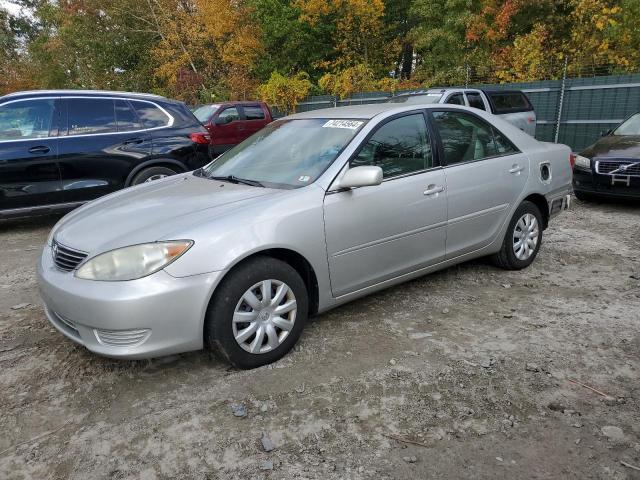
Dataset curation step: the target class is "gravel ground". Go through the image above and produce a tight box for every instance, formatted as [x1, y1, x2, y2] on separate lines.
[0, 199, 639, 480]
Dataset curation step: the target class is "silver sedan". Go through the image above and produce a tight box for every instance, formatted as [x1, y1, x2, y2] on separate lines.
[38, 104, 572, 368]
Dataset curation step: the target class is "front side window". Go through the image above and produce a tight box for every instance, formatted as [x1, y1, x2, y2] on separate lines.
[613, 113, 640, 136]
[202, 118, 364, 188]
[218, 107, 240, 123]
[0, 99, 55, 140]
[244, 106, 265, 120]
[351, 114, 432, 178]
[466, 92, 486, 111]
[432, 111, 499, 165]
[68, 98, 116, 135]
[445, 93, 465, 105]
[130, 100, 171, 128]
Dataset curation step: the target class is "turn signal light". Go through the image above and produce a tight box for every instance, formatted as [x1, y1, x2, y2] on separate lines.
[569, 153, 576, 169]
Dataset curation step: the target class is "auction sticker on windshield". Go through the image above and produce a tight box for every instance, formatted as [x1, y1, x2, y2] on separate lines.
[322, 120, 364, 130]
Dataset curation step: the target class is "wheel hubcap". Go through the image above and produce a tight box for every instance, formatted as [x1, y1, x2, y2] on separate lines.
[513, 213, 539, 261]
[232, 279, 297, 354]
[144, 174, 168, 183]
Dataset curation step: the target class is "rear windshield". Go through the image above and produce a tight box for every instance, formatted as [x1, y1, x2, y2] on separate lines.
[193, 104, 221, 123]
[389, 93, 443, 104]
[486, 91, 533, 114]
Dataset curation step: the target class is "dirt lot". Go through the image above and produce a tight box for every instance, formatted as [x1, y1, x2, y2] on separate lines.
[0, 199, 639, 480]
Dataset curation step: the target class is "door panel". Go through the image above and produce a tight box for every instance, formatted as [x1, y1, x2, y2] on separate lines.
[58, 98, 152, 202]
[324, 170, 447, 296]
[240, 105, 268, 139]
[324, 112, 446, 297]
[431, 110, 529, 257]
[211, 107, 242, 148]
[0, 98, 62, 211]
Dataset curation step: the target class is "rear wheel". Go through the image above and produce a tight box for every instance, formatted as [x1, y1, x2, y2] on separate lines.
[492, 201, 543, 270]
[204, 257, 308, 369]
[131, 166, 178, 185]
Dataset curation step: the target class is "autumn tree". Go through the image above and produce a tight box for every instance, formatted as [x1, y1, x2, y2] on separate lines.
[257, 71, 312, 114]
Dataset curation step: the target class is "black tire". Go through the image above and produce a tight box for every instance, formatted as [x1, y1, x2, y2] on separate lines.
[491, 200, 543, 270]
[204, 256, 308, 369]
[131, 166, 178, 185]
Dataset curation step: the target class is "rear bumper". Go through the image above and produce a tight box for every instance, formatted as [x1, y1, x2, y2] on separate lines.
[545, 190, 571, 220]
[37, 245, 223, 359]
[573, 168, 640, 199]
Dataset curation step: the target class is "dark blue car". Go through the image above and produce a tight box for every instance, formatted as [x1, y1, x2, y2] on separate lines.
[0, 90, 212, 218]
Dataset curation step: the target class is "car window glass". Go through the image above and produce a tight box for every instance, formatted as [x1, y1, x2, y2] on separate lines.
[115, 100, 141, 131]
[492, 127, 518, 154]
[432, 111, 498, 165]
[613, 113, 640, 135]
[68, 98, 116, 135]
[0, 99, 56, 140]
[244, 106, 265, 120]
[351, 114, 432, 178]
[445, 93, 464, 105]
[130, 100, 171, 128]
[466, 92, 486, 111]
[192, 104, 221, 123]
[488, 92, 531, 113]
[218, 107, 240, 122]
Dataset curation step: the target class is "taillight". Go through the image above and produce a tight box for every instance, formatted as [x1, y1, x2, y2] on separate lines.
[189, 132, 211, 144]
[569, 153, 576, 169]
[527, 116, 535, 124]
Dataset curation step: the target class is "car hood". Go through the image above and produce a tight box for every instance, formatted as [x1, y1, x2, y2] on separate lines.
[581, 135, 640, 159]
[52, 174, 280, 254]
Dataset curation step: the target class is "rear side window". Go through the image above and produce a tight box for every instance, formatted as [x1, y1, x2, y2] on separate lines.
[492, 128, 518, 154]
[432, 111, 498, 164]
[486, 91, 532, 114]
[244, 106, 265, 120]
[130, 100, 172, 128]
[115, 100, 141, 131]
[68, 98, 117, 135]
[466, 92, 486, 111]
[351, 113, 432, 178]
[445, 93, 464, 105]
[0, 99, 56, 140]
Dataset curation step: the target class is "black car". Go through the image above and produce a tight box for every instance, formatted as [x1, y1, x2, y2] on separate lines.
[573, 112, 640, 201]
[0, 90, 212, 218]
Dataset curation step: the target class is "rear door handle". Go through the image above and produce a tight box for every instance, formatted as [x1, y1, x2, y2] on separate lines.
[28, 145, 51, 154]
[424, 185, 445, 196]
[509, 164, 525, 174]
[123, 138, 144, 145]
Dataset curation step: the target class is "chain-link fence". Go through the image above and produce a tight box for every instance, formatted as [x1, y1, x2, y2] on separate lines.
[293, 62, 640, 152]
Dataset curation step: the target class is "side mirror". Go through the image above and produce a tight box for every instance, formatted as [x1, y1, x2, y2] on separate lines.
[333, 166, 383, 190]
[214, 116, 233, 125]
[601, 129, 612, 137]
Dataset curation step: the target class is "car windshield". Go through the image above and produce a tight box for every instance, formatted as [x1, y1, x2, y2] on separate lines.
[201, 118, 366, 189]
[192, 104, 221, 123]
[388, 93, 443, 104]
[613, 113, 640, 136]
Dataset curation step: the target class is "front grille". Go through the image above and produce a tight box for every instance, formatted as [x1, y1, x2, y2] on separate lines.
[596, 160, 640, 176]
[52, 241, 88, 271]
[94, 328, 151, 348]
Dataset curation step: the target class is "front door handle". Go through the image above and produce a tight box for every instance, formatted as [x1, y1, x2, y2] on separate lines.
[424, 185, 445, 196]
[28, 145, 51, 154]
[509, 164, 525, 174]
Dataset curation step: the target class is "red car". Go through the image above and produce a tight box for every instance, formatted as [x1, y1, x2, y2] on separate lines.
[193, 101, 273, 155]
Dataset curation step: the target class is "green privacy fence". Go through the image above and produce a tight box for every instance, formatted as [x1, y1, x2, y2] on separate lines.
[292, 73, 640, 152]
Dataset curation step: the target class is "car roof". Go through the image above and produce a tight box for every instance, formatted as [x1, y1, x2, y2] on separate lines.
[287, 103, 446, 120]
[0, 89, 177, 104]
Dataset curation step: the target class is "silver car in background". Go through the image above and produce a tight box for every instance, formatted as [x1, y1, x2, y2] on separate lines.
[390, 88, 537, 137]
[38, 104, 571, 368]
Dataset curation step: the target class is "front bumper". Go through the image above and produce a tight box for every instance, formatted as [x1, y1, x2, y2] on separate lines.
[37, 246, 223, 359]
[573, 168, 640, 199]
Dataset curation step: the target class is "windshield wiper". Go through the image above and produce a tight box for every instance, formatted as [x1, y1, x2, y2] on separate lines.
[209, 175, 265, 188]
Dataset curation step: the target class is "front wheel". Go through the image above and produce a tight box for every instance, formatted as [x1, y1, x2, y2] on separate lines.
[492, 201, 543, 270]
[204, 257, 308, 369]
[131, 166, 178, 185]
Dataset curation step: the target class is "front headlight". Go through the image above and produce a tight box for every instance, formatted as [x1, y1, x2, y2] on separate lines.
[76, 241, 193, 281]
[574, 155, 591, 169]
